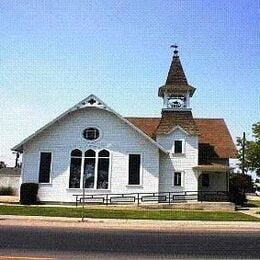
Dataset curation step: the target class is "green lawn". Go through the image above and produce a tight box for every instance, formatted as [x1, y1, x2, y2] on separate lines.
[247, 200, 260, 208]
[0, 205, 259, 221]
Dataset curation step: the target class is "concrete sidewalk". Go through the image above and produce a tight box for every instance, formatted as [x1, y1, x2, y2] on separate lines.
[0, 196, 19, 204]
[1, 214, 260, 233]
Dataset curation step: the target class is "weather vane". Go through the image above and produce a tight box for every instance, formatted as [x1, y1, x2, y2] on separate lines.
[170, 44, 178, 56]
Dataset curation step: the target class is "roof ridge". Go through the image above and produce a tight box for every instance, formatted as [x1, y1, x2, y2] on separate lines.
[195, 118, 224, 120]
[125, 116, 161, 119]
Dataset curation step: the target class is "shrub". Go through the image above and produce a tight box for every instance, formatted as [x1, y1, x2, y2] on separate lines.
[229, 173, 252, 205]
[20, 183, 39, 205]
[0, 187, 13, 196]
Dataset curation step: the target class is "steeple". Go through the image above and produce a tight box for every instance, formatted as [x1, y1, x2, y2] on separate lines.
[158, 46, 196, 110]
[165, 46, 188, 85]
[156, 46, 199, 137]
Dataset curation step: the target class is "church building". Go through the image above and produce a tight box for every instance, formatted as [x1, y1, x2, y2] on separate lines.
[12, 48, 237, 203]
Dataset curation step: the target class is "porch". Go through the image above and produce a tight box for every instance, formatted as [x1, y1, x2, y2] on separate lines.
[194, 164, 230, 202]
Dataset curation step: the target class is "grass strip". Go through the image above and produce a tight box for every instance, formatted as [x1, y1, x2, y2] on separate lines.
[247, 200, 260, 208]
[0, 205, 259, 221]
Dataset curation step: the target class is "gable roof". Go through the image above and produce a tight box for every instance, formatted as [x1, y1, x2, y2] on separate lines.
[125, 117, 161, 139]
[126, 117, 237, 159]
[195, 118, 237, 160]
[12, 95, 168, 154]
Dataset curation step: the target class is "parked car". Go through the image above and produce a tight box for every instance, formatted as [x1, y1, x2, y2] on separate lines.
[255, 187, 260, 196]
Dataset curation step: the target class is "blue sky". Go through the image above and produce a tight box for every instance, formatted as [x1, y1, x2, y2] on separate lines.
[0, 0, 259, 166]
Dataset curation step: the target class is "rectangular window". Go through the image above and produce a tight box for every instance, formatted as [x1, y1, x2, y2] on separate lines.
[202, 173, 209, 187]
[128, 154, 141, 185]
[39, 152, 52, 183]
[174, 140, 183, 154]
[174, 172, 182, 186]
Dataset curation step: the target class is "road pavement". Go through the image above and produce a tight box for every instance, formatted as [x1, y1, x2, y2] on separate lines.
[0, 219, 260, 259]
[0, 225, 260, 259]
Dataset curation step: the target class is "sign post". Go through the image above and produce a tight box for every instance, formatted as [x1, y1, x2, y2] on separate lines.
[81, 174, 86, 222]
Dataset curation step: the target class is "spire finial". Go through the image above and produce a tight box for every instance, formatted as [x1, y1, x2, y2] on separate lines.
[170, 44, 178, 56]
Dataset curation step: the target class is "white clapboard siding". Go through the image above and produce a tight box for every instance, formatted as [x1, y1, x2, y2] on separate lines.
[157, 128, 199, 193]
[22, 107, 160, 202]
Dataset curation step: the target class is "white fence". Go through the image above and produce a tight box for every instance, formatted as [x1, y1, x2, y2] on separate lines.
[0, 168, 21, 195]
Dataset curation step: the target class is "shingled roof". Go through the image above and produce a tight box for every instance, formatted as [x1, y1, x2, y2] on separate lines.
[126, 117, 237, 160]
[158, 54, 196, 97]
[166, 55, 188, 85]
[195, 119, 237, 161]
[156, 110, 199, 136]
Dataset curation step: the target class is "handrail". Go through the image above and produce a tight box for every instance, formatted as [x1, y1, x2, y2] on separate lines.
[74, 190, 229, 206]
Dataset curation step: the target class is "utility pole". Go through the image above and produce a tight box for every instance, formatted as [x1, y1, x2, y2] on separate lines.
[242, 132, 246, 175]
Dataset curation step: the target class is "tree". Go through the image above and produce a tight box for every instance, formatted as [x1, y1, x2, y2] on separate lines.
[237, 122, 260, 176]
[0, 161, 6, 169]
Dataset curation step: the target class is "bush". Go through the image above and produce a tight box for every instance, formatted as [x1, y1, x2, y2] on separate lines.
[0, 187, 13, 196]
[20, 183, 39, 205]
[229, 191, 247, 206]
[229, 173, 252, 205]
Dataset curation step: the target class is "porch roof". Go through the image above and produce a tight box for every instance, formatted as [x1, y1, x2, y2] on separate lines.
[193, 164, 232, 173]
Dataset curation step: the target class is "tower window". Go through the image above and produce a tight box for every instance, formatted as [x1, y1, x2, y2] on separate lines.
[174, 140, 183, 154]
[173, 172, 182, 186]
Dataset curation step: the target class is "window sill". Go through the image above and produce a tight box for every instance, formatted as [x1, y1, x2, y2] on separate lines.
[66, 188, 111, 192]
[39, 183, 52, 185]
[171, 153, 185, 156]
[126, 185, 143, 188]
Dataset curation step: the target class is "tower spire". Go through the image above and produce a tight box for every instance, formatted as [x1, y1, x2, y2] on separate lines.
[158, 46, 196, 109]
[165, 46, 188, 86]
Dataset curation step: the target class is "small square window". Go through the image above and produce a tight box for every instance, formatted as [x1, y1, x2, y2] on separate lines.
[174, 172, 182, 186]
[174, 140, 183, 154]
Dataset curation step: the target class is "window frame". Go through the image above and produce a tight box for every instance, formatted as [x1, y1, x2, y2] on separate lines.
[82, 127, 102, 142]
[96, 149, 111, 190]
[127, 153, 142, 187]
[68, 148, 111, 190]
[82, 149, 97, 189]
[172, 171, 184, 187]
[38, 151, 52, 184]
[172, 139, 185, 154]
[69, 149, 83, 189]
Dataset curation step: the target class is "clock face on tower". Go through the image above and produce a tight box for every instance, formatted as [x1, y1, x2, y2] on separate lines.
[168, 97, 185, 108]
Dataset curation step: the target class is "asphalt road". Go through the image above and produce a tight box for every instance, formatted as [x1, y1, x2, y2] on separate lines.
[0, 225, 260, 259]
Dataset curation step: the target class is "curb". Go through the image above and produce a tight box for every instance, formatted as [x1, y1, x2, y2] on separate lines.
[1, 215, 260, 232]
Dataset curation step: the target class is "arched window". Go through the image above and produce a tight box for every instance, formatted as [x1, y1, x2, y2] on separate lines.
[69, 149, 110, 189]
[83, 149, 96, 188]
[69, 149, 82, 188]
[85, 149, 96, 157]
[71, 149, 82, 157]
[97, 150, 110, 189]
